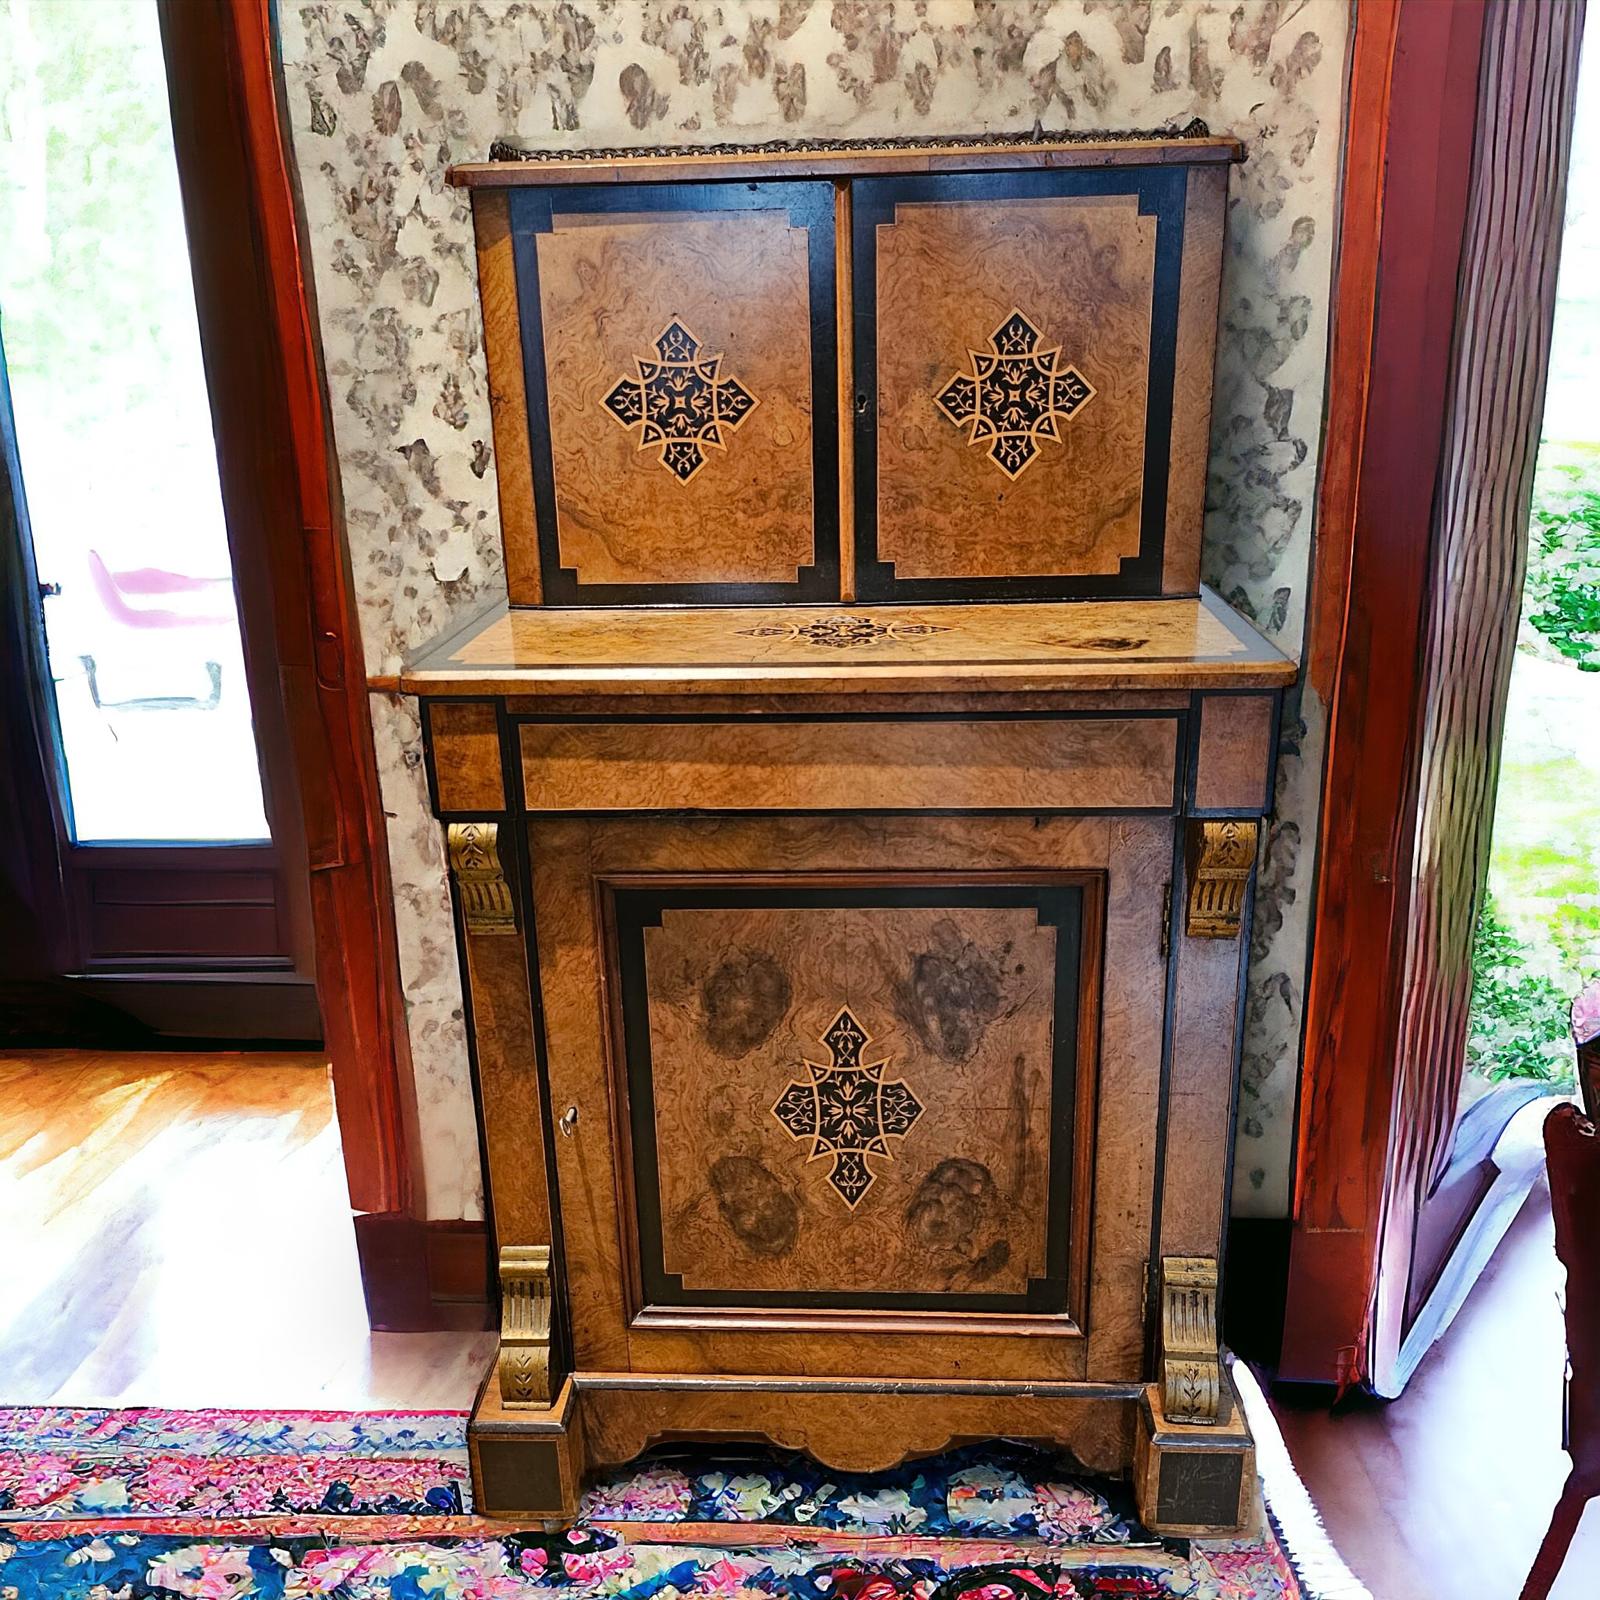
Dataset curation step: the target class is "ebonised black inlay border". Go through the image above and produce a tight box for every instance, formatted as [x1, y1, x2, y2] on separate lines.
[609, 878, 1085, 1316]
[509, 180, 840, 607]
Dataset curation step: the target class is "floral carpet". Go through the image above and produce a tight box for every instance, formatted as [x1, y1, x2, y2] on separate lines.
[0, 1407, 1337, 1599]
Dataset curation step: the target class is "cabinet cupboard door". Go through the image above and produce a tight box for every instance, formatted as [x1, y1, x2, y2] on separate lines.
[507, 182, 839, 603]
[851, 166, 1223, 601]
[527, 813, 1171, 1383]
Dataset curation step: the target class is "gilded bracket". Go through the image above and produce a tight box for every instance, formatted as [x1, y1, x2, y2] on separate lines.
[1160, 1254, 1221, 1424]
[497, 1244, 553, 1408]
[447, 821, 517, 936]
[1184, 819, 1259, 940]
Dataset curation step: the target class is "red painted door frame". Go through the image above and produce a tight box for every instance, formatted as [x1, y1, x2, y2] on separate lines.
[1281, 0, 1490, 1388]
[1277, 0, 1596, 1387]
[158, 1, 425, 1253]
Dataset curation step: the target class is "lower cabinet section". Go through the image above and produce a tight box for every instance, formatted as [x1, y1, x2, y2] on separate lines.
[529, 813, 1169, 1383]
[432, 702, 1275, 1538]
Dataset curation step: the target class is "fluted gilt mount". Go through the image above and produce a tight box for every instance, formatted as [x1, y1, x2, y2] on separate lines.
[447, 821, 517, 936]
[1160, 1254, 1221, 1424]
[497, 1244, 553, 1408]
[1184, 819, 1259, 940]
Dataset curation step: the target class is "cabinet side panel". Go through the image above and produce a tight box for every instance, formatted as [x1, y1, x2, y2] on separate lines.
[472, 193, 542, 604]
[1162, 167, 1227, 595]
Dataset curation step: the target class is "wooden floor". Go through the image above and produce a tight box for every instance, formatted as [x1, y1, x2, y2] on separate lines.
[3, 1051, 1596, 1597]
[0, 1051, 494, 1409]
[1272, 1173, 1600, 1599]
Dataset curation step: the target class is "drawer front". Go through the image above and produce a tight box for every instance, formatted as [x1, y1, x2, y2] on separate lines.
[520, 715, 1179, 813]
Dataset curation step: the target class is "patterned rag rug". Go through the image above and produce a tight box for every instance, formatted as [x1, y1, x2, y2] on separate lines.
[0, 1369, 1366, 1600]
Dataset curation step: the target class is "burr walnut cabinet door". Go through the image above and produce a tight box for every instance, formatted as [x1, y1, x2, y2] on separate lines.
[526, 813, 1171, 1383]
[506, 182, 839, 604]
[852, 165, 1225, 602]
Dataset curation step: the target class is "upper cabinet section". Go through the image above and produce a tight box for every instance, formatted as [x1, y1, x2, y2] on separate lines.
[452, 135, 1240, 608]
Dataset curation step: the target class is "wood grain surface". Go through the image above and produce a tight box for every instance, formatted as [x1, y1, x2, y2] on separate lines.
[460, 915, 555, 1255]
[1285, 0, 1580, 1391]
[1162, 166, 1227, 594]
[1192, 694, 1275, 813]
[519, 715, 1178, 813]
[873, 194, 1153, 580]
[525, 813, 1168, 1382]
[1374, 0, 1584, 1386]
[574, 1376, 1136, 1478]
[536, 207, 816, 588]
[429, 700, 505, 812]
[401, 591, 1296, 698]
[637, 899, 1060, 1299]
[473, 191, 542, 603]
[0, 1052, 494, 1406]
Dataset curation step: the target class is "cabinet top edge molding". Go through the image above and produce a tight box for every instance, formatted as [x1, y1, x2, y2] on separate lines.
[446, 133, 1245, 189]
[398, 588, 1295, 700]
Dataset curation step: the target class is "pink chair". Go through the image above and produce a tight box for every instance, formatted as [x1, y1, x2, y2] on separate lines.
[79, 549, 236, 711]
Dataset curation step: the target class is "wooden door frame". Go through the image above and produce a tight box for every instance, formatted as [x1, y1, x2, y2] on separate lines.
[155, 0, 433, 1293]
[1283, 0, 1585, 1390]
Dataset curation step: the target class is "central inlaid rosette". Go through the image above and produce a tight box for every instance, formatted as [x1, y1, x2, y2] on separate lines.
[934, 308, 1096, 479]
[771, 1007, 924, 1207]
[602, 317, 759, 484]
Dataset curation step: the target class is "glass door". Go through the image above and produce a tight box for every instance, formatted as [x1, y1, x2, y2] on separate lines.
[1, 0, 268, 843]
[0, 0, 315, 1038]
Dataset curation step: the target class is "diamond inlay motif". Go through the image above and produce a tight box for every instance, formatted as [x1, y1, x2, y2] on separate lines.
[737, 614, 952, 649]
[933, 308, 1096, 480]
[601, 318, 759, 484]
[771, 1008, 924, 1207]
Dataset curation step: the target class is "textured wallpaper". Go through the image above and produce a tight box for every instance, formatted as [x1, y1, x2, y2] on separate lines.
[277, 0, 1349, 1221]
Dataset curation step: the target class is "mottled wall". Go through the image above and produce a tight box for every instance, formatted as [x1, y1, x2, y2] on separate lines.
[278, 0, 1349, 1221]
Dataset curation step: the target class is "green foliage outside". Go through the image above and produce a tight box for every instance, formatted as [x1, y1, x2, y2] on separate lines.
[1465, 443, 1600, 1091]
[1522, 450, 1600, 673]
[1467, 894, 1578, 1085]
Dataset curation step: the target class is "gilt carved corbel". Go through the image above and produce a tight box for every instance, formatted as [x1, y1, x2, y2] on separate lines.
[1184, 819, 1260, 940]
[496, 1244, 553, 1408]
[447, 821, 517, 936]
[1160, 1254, 1221, 1424]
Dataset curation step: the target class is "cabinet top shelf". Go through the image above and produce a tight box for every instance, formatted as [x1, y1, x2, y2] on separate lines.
[399, 589, 1295, 699]
[447, 131, 1244, 189]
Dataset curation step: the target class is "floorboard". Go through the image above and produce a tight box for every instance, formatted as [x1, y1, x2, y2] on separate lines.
[0, 1051, 494, 1409]
[1271, 1173, 1600, 1599]
[5, 1049, 1596, 1597]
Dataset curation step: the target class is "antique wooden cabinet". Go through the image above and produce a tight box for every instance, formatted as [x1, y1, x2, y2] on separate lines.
[407, 133, 1295, 1536]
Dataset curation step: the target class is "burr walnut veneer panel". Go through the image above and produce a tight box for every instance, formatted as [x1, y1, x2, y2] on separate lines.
[530, 813, 1165, 1379]
[852, 163, 1226, 601]
[502, 181, 838, 605]
[519, 715, 1179, 813]
[536, 208, 815, 587]
[614, 885, 1085, 1316]
[870, 192, 1154, 582]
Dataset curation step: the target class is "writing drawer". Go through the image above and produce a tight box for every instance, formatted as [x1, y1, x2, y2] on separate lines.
[519, 716, 1179, 813]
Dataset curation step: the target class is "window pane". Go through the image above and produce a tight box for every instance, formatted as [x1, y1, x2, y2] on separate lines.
[0, 0, 269, 843]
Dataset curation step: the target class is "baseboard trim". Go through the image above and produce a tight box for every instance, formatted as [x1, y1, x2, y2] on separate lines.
[354, 1212, 493, 1332]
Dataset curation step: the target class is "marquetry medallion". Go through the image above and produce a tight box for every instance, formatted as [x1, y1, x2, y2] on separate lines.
[601, 317, 759, 484]
[737, 614, 951, 649]
[934, 309, 1096, 480]
[771, 1008, 924, 1206]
